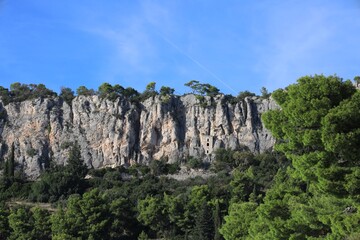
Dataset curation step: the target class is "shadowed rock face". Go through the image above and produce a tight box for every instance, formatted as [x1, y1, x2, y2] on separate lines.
[0, 94, 277, 179]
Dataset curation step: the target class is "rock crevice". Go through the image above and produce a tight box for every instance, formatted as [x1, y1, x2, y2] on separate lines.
[0, 94, 277, 179]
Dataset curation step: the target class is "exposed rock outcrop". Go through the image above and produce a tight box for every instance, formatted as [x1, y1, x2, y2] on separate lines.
[0, 94, 277, 179]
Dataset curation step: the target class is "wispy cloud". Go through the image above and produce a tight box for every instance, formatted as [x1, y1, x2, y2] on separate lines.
[78, 1, 176, 85]
[140, 0, 238, 93]
[81, 26, 150, 86]
[3, 0, 356, 93]
[253, 2, 336, 90]
[159, 33, 238, 94]
[141, 0, 173, 32]
[252, 1, 360, 91]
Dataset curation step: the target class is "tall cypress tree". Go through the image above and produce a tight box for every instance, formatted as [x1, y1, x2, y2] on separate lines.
[4, 143, 15, 180]
[66, 141, 87, 178]
[193, 202, 214, 240]
[213, 200, 222, 240]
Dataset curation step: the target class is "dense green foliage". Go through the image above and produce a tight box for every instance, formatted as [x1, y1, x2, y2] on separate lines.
[184, 80, 220, 97]
[0, 83, 56, 105]
[0, 143, 283, 239]
[219, 74, 360, 240]
[59, 87, 75, 105]
[30, 142, 88, 202]
[0, 144, 286, 239]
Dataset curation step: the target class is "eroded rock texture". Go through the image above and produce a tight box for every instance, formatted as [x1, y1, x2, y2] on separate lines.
[0, 94, 277, 179]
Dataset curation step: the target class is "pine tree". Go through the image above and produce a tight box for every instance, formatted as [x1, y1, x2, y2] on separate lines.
[31, 207, 51, 240]
[8, 207, 34, 240]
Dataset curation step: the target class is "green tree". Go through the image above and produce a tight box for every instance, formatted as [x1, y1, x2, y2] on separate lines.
[138, 231, 149, 240]
[232, 151, 255, 171]
[9, 82, 32, 102]
[60, 87, 75, 106]
[321, 91, 360, 166]
[30, 142, 87, 202]
[141, 82, 158, 100]
[193, 201, 214, 240]
[8, 207, 34, 240]
[262, 74, 356, 191]
[188, 185, 211, 213]
[66, 141, 87, 178]
[164, 193, 188, 233]
[184, 80, 220, 96]
[237, 90, 255, 100]
[137, 195, 169, 236]
[51, 195, 84, 239]
[202, 83, 220, 97]
[30, 83, 57, 99]
[76, 85, 95, 96]
[186, 156, 203, 169]
[52, 189, 110, 239]
[260, 87, 270, 98]
[229, 168, 255, 204]
[159, 86, 175, 103]
[184, 80, 201, 94]
[0, 86, 11, 105]
[145, 82, 156, 92]
[123, 87, 140, 102]
[159, 86, 175, 96]
[213, 148, 235, 171]
[256, 74, 360, 239]
[354, 76, 360, 86]
[213, 200, 222, 240]
[79, 189, 110, 239]
[5, 143, 15, 180]
[321, 91, 360, 196]
[31, 207, 51, 240]
[108, 197, 137, 239]
[220, 202, 257, 240]
[8, 83, 56, 102]
[0, 203, 10, 239]
[108, 84, 125, 101]
[98, 82, 114, 99]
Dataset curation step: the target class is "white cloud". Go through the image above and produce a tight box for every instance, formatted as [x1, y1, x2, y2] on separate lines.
[77, 1, 182, 85]
[253, 2, 337, 90]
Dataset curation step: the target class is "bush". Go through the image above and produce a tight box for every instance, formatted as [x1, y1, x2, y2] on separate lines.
[26, 148, 37, 157]
[237, 91, 256, 100]
[60, 141, 73, 150]
[166, 162, 180, 174]
[187, 157, 203, 169]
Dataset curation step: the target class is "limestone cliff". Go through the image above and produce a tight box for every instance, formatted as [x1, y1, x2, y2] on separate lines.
[0, 94, 277, 179]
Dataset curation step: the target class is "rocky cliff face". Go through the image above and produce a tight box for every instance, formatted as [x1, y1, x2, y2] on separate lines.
[0, 94, 277, 179]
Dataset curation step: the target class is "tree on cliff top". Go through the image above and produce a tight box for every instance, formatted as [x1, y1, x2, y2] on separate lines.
[184, 80, 220, 97]
[354, 76, 360, 86]
[141, 82, 158, 100]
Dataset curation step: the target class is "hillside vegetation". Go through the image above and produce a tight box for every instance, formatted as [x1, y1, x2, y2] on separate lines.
[0, 75, 359, 239]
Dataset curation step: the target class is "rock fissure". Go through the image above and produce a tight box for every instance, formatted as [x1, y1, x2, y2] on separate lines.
[0, 94, 276, 179]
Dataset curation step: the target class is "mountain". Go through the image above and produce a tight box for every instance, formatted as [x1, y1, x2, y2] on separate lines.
[0, 94, 276, 179]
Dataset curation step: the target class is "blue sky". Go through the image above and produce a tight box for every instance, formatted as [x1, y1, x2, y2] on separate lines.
[0, 0, 360, 95]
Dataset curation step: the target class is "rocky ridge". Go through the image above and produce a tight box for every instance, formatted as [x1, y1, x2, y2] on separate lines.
[0, 94, 277, 179]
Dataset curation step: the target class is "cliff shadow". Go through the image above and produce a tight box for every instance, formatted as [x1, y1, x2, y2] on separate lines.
[170, 96, 186, 148]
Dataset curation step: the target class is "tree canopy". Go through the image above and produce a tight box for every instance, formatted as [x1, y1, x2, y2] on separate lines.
[184, 80, 220, 97]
